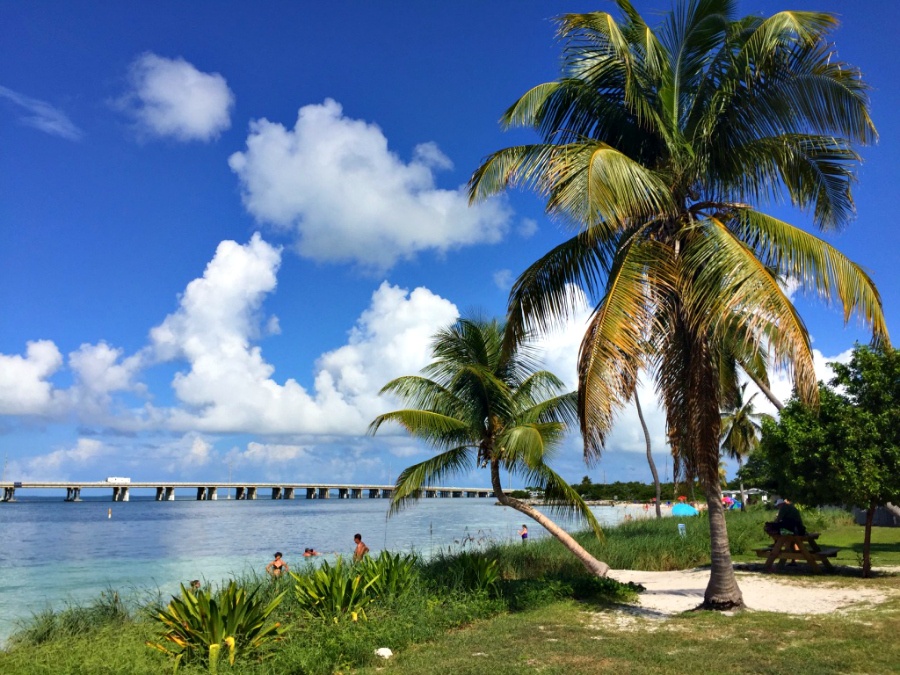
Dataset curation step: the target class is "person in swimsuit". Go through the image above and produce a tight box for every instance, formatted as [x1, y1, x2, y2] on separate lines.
[353, 534, 369, 562]
[303, 547, 320, 557]
[266, 551, 289, 577]
[518, 524, 528, 542]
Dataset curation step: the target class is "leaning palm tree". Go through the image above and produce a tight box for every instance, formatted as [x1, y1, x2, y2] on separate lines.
[634, 389, 661, 518]
[469, 1, 887, 608]
[721, 383, 766, 511]
[368, 317, 610, 577]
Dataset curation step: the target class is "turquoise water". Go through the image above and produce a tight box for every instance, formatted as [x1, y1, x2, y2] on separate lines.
[0, 495, 636, 644]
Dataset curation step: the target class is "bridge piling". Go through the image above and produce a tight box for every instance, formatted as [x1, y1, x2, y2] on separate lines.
[0, 482, 487, 502]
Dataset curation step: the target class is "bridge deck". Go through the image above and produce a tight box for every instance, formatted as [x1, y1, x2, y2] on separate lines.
[0, 481, 494, 502]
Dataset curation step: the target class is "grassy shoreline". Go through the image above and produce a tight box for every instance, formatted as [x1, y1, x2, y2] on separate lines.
[2, 508, 898, 674]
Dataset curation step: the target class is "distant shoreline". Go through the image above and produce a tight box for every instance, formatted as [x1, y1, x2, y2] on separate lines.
[499, 499, 678, 510]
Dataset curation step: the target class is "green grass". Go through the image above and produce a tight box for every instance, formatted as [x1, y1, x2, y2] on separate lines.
[2, 510, 898, 674]
[355, 590, 900, 675]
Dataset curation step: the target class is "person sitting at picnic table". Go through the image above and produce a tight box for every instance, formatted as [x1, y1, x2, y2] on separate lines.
[764, 498, 806, 537]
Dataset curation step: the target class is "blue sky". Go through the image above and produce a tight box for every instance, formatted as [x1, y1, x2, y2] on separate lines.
[2, 1, 898, 490]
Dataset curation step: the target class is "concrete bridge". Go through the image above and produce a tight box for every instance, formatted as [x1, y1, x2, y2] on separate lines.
[0, 481, 495, 503]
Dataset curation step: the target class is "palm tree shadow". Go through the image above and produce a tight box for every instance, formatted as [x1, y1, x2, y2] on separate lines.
[847, 541, 900, 555]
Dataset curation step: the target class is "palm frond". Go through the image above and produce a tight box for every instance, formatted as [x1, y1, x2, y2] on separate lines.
[525, 462, 605, 540]
[730, 209, 888, 341]
[499, 422, 565, 470]
[503, 227, 617, 352]
[367, 410, 471, 449]
[578, 238, 671, 458]
[547, 141, 676, 227]
[682, 217, 819, 405]
[389, 446, 474, 515]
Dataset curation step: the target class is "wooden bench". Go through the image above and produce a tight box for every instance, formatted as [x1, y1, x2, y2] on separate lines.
[755, 533, 837, 573]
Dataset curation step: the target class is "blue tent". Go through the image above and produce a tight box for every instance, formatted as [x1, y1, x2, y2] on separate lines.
[672, 503, 699, 516]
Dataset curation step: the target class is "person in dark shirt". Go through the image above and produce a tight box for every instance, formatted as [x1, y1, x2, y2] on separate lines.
[764, 498, 806, 537]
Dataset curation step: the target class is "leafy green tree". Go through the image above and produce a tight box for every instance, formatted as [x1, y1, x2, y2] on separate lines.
[758, 344, 900, 576]
[368, 317, 610, 576]
[721, 383, 767, 511]
[468, 1, 885, 607]
[829, 345, 900, 574]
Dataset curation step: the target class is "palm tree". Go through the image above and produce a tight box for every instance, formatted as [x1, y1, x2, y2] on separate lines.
[368, 317, 610, 577]
[721, 383, 766, 511]
[634, 389, 661, 518]
[469, 1, 887, 608]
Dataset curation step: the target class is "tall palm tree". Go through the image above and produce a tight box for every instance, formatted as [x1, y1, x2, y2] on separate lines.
[469, 0, 887, 608]
[368, 317, 610, 577]
[721, 382, 766, 511]
[634, 389, 661, 518]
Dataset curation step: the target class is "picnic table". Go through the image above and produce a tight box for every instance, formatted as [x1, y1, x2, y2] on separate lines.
[754, 533, 838, 573]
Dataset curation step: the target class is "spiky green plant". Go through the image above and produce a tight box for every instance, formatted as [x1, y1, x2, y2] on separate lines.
[146, 582, 284, 673]
[291, 557, 379, 622]
[361, 551, 420, 600]
[449, 553, 501, 596]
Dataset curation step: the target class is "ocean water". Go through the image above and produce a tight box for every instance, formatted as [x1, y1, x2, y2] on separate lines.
[0, 495, 637, 645]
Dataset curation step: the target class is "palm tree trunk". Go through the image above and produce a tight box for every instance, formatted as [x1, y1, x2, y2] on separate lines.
[701, 480, 744, 609]
[635, 391, 662, 518]
[690, 334, 744, 610]
[744, 369, 784, 411]
[490, 460, 610, 577]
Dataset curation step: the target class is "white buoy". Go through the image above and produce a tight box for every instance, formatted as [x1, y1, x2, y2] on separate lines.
[108, 507, 112, 519]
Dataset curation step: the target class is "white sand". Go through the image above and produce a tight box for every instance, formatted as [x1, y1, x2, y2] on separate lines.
[607, 567, 896, 617]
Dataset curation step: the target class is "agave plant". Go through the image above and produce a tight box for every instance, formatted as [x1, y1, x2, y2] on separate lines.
[449, 553, 501, 596]
[360, 551, 420, 600]
[147, 581, 285, 673]
[291, 557, 379, 622]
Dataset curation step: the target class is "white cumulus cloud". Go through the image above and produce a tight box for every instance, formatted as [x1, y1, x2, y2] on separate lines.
[18, 438, 107, 479]
[146, 233, 459, 435]
[228, 99, 512, 271]
[118, 53, 234, 142]
[0, 340, 64, 415]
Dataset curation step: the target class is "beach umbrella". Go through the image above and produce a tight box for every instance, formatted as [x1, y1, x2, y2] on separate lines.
[672, 503, 699, 517]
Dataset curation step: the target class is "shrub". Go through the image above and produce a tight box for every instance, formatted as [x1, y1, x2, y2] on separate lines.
[291, 557, 379, 622]
[361, 551, 420, 600]
[447, 553, 500, 596]
[146, 581, 284, 673]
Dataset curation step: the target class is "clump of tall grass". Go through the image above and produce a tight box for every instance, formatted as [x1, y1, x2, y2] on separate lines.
[10, 589, 131, 647]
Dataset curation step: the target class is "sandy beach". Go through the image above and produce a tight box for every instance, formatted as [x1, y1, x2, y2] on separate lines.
[607, 567, 898, 618]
